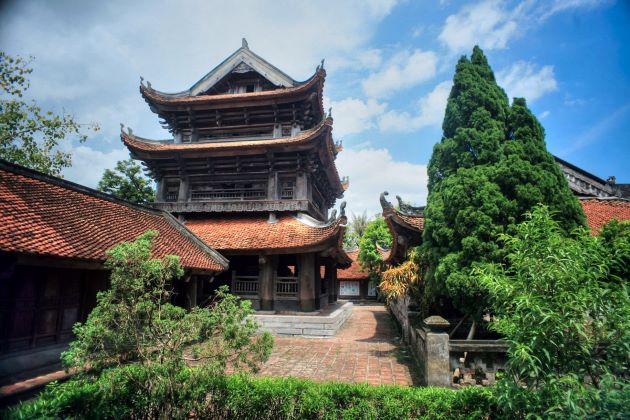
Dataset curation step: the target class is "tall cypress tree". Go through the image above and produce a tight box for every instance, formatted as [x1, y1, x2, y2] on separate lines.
[422, 46, 585, 317]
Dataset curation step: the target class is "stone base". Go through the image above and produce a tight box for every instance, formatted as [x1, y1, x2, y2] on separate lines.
[252, 301, 353, 337]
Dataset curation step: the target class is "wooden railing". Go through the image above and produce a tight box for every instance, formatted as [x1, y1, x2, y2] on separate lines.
[232, 275, 259, 296]
[280, 188, 294, 199]
[191, 189, 266, 201]
[275, 276, 298, 298]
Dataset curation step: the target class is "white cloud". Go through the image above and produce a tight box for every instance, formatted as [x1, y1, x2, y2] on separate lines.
[0, 0, 401, 137]
[539, 110, 550, 119]
[439, 0, 608, 54]
[561, 103, 630, 155]
[329, 48, 383, 71]
[439, 0, 518, 53]
[539, 0, 607, 21]
[362, 49, 438, 98]
[62, 146, 130, 188]
[337, 147, 427, 217]
[497, 61, 557, 102]
[325, 97, 387, 137]
[378, 80, 452, 132]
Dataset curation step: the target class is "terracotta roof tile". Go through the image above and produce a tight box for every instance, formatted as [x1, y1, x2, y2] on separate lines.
[0, 162, 227, 272]
[186, 214, 344, 252]
[580, 198, 630, 234]
[122, 119, 331, 153]
[396, 212, 425, 231]
[337, 250, 369, 280]
[140, 70, 324, 105]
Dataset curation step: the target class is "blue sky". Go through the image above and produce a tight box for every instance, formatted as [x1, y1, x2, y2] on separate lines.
[1, 0, 628, 216]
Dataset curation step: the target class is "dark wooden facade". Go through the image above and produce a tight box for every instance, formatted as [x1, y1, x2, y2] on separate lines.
[0, 160, 227, 385]
[123, 40, 350, 312]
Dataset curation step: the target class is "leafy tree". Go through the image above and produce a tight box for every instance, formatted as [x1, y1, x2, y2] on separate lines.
[358, 216, 392, 272]
[61, 231, 273, 415]
[97, 158, 155, 204]
[343, 211, 370, 249]
[0, 52, 99, 176]
[478, 206, 629, 418]
[422, 46, 585, 317]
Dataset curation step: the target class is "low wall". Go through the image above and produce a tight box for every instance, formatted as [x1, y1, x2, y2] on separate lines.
[252, 302, 353, 337]
[388, 297, 507, 388]
[449, 339, 508, 387]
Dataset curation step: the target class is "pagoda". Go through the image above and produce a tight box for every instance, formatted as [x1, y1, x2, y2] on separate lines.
[379, 192, 424, 266]
[122, 39, 350, 312]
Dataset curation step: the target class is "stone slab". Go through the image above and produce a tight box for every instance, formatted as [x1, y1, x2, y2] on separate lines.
[252, 302, 353, 337]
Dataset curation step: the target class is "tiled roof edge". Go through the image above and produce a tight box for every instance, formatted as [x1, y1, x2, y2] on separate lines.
[0, 159, 162, 215]
[161, 212, 229, 270]
[578, 196, 630, 202]
[554, 155, 609, 186]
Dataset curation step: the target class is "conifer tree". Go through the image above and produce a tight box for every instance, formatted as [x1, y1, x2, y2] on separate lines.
[422, 46, 585, 317]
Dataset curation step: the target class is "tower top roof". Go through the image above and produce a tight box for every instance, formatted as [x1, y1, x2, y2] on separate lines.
[141, 40, 322, 99]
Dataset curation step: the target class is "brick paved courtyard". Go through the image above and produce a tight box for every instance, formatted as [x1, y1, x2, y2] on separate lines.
[258, 303, 419, 386]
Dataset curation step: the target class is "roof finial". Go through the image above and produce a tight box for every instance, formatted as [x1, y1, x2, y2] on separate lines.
[328, 107, 332, 118]
[127, 126, 133, 136]
[320, 59, 325, 70]
[380, 191, 393, 210]
[120, 123, 125, 132]
[242, 38, 249, 49]
[140, 76, 144, 86]
[339, 201, 346, 218]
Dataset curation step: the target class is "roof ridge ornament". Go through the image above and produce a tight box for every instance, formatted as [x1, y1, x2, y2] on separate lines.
[380, 191, 393, 210]
[339, 201, 346, 219]
[396, 195, 424, 216]
[328, 209, 337, 223]
[242, 38, 249, 49]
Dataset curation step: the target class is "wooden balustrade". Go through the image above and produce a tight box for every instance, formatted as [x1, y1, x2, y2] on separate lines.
[275, 276, 298, 298]
[232, 275, 259, 296]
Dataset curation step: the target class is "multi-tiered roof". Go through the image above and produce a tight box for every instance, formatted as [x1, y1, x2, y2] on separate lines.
[122, 39, 346, 222]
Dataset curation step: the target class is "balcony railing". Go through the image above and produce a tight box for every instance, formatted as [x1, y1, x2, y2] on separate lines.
[275, 276, 298, 298]
[232, 275, 259, 296]
[280, 188, 294, 199]
[190, 189, 266, 201]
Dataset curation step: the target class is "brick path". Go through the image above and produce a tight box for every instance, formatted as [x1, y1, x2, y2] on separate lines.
[258, 303, 419, 386]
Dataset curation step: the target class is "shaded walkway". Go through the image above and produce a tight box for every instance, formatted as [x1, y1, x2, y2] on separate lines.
[258, 303, 419, 386]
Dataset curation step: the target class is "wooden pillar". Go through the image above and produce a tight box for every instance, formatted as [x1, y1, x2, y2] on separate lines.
[178, 176, 189, 202]
[156, 178, 166, 202]
[259, 255, 276, 311]
[332, 262, 339, 302]
[325, 260, 335, 303]
[314, 255, 321, 309]
[185, 276, 198, 309]
[267, 172, 278, 200]
[298, 253, 316, 312]
[295, 172, 308, 200]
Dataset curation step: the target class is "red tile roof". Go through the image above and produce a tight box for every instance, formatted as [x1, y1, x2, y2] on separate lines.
[140, 69, 324, 106]
[580, 198, 630, 234]
[122, 118, 331, 153]
[0, 161, 227, 272]
[337, 250, 369, 280]
[395, 212, 425, 231]
[185, 214, 345, 253]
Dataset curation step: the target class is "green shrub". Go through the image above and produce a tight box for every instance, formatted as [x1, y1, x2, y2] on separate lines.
[4, 366, 495, 419]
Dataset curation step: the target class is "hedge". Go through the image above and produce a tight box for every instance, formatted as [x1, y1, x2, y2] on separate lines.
[5, 366, 495, 419]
